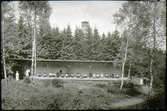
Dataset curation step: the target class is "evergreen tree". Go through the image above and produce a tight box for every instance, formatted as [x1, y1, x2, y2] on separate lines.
[73, 27, 85, 59]
[60, 25, 74, 59]
[15, 16, 32, 58]
[91, 28, 100, 60]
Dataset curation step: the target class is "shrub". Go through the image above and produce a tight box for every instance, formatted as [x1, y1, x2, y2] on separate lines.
[78, 90, 83, 94]
[144, 91, 165, 109]
[107, 85, 121, 94]
[23, 77, 31, 84]
[123, 82, 134, 89]
[122, 83, 141, 96]
[43, 80, 51, 87]
[95, 83, 107, 88]
[47, 98, 60, 110]
[51, 79, 64, 88]
[47, 91, 73, 110]
[123, 87, 140, 96]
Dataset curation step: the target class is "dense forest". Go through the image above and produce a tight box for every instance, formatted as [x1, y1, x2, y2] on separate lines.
[1, 1, 166, 90]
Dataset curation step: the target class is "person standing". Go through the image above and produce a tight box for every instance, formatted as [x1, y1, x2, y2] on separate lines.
[25, 69, 30, 77]
[16, 71, 19, 81]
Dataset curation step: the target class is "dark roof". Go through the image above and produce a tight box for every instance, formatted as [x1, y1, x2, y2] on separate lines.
[7, 58, 122, 63]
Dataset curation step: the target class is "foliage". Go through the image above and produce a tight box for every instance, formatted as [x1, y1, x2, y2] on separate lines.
[51, 79, 64, 88]
[107, 82, 140, 96]
[2, 80, 131, 110]
[95, 83, 107, 88]
[114, 1, 166, 89]
[3, 2, 123, 62]
[23, 77, 31, 84]
[144, 90, 165, 109]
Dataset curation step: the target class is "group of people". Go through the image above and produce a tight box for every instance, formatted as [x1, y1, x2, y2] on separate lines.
[6, 69, 31, 81]
[7, 70, 19, 81]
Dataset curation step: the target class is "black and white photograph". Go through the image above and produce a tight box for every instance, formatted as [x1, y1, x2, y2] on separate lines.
[1, 0, 166, 110]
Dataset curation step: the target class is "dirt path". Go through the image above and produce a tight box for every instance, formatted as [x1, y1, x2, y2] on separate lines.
[112, 95, 145, 108]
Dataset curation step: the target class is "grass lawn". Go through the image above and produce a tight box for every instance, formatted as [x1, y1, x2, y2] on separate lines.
[1, 78, 141, 110]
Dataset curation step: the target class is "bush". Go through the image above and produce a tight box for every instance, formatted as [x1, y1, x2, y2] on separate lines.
[95, 83, 107, 88]
[144, 91, 165, 109]
[43, 80, 51, 87]
[122, 83, 141, 96]
[107, 85, 121, 94]
[47, 91, 74, 110]
[106, 82, 140, 96]
[123, 87, 140, 96]
[124, 82, 134, 89]
[78, 90, 83, 94]
[47, 98, 60, 110]
[23, 77, 31, 84]
[51, 79, 64, 88]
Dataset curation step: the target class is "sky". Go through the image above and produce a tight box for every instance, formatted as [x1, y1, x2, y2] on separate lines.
[49, 1, 125, 35]
[11, 1, 125, 35]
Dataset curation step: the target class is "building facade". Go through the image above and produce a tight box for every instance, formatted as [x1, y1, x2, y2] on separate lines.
[8, 58, 122, 79]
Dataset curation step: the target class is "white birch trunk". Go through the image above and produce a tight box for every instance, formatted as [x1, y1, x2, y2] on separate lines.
[31, 10, 37, 76]
[149, 58, 153, 94]
[120, 38, 129, 90]
[149, 2, 157, 94]
[34, 11, 37, 76]
[31, 26, 34, 76]
[2, 16, 7, 79]
[128, 63, 131, 79]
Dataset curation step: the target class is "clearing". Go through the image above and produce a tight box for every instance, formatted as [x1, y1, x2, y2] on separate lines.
[1, 78, 145, 110]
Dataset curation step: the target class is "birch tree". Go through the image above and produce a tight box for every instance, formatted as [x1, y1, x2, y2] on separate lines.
[1, 2, 7, 79]
[19, 1, 51, 76]
[120, 32, 129, 89]
[113, 1, 134, 89]
[114, 1, 166, 91]
[1, 2, 14, 79]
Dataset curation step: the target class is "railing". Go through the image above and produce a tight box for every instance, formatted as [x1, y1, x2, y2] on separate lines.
[30, 76, 129, 81]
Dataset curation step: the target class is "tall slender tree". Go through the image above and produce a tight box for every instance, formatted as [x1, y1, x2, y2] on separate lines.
[1, 2, 14, 79]
[1, 2, 7, 79]
[114, 1, 166, 91]
[19, 1, 51, 76]
[120, 31, 129, 89]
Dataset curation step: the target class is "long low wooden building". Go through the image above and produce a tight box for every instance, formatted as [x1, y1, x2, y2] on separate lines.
[7, 58, 122, 79]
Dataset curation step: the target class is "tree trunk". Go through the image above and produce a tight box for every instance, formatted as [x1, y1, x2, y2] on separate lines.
[31, 31, 34, 76]
[31, 24, 35, 76]
[34, 11, 37, 76]
[31, 10, 37, 76]
[120, 38, 129, 90]
[2, 16, 7, 79]
[149, 1, 157, 94]
[128, 63, 131, 79]
[149, 58, 153, 94]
